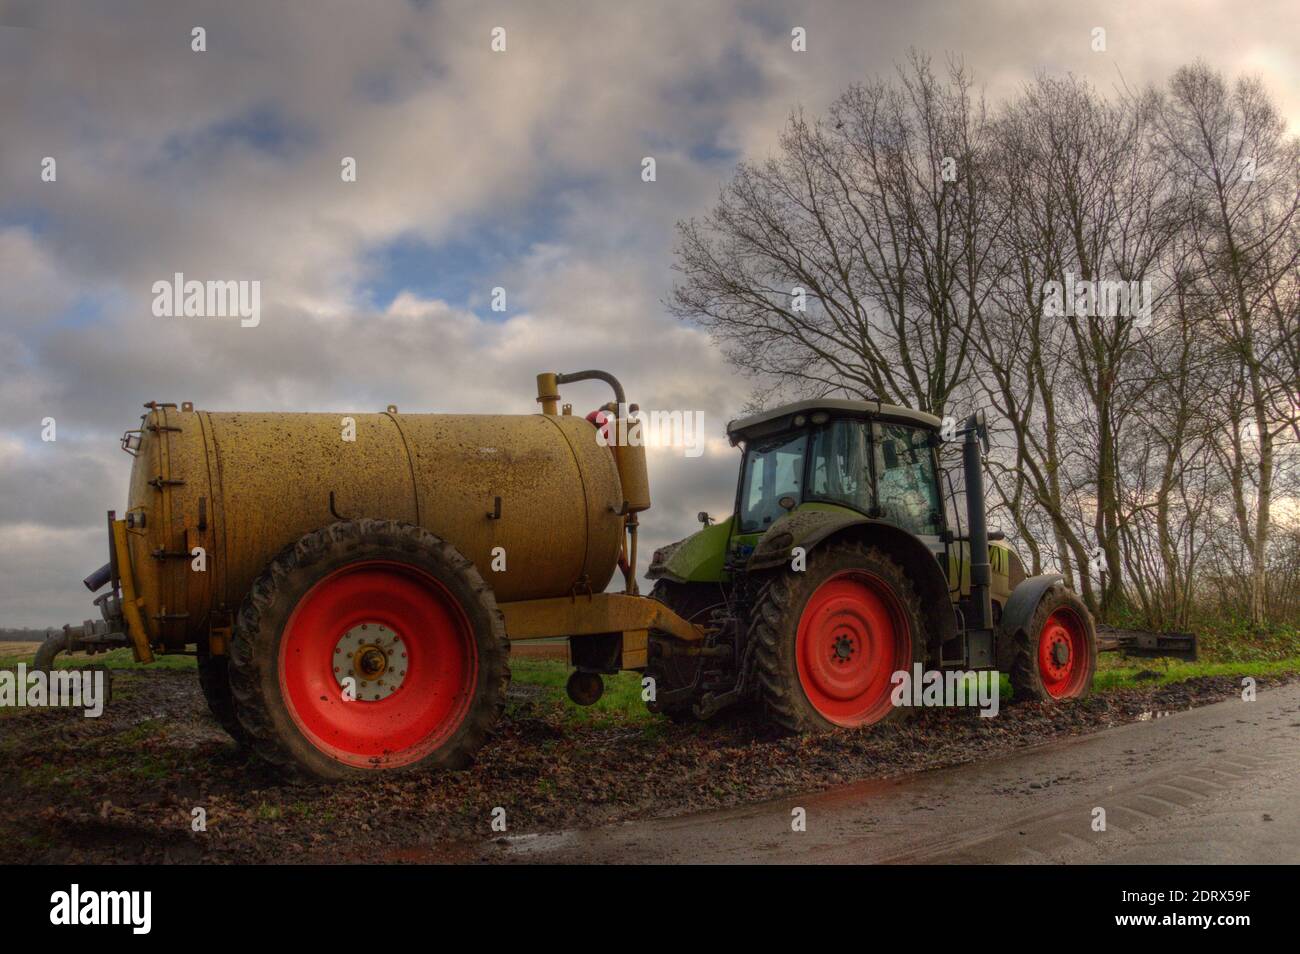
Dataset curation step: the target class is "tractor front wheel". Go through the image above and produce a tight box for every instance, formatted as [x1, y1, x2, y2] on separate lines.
[753, 541, 924, 732]
[1009, 587, 1096, 702]
[228, 519, 510, 779]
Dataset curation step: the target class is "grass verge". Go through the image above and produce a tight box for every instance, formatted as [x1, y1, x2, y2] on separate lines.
[4, 647, 1297, 725]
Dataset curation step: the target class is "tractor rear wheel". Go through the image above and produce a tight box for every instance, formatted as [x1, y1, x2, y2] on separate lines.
[753, 541, 924, 732]
[1009, 587, 1096, 701]
[229, 519, 510, 779]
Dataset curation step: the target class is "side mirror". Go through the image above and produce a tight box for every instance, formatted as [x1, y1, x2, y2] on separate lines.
[778, 495, 798, 512]
[881, 442, 900, 470]
[697, 511, 713, 527]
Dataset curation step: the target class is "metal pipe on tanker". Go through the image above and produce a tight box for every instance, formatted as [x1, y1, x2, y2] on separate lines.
[554, 370, 627, 406]
[82, 562, 113, 592]
[542, 369, 652, 592]
[536, 373, 561, 415]
[547, 370, 651, 515]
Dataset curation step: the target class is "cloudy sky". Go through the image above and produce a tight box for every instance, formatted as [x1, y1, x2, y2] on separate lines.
[1, 0, 1296, 626]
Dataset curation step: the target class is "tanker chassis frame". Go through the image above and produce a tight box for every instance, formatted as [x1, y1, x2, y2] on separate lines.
[39, 369, 1194, 780]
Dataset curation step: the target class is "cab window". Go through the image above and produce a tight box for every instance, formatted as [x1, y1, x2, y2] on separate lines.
[874, 423, 942, 535]
[808, 419, 871, 514]
[739, 433, 806, 533]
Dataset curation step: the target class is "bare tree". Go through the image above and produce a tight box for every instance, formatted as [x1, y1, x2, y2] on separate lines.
[1154, 62, 1300, 625]
[973, 75, 1186, 614]
[1116, 253, 1221, 629]
[670, 52, 995, 416]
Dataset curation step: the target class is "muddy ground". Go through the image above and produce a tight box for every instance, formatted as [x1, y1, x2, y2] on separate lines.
[3, 666, 1295, 864]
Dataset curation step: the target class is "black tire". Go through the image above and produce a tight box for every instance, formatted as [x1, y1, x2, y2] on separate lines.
[1008, 586, 1096, 702]
[228, 519, 510, 780]
[197, 652, 249, 746]
[753, 540, 925, 733]
[645, 580, 727, 722]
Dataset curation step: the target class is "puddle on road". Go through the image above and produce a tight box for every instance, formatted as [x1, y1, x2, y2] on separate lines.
[492, 830, 583, 855]
[385, 828, 584, 863]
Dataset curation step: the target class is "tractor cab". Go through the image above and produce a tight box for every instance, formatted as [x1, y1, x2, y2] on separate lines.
[725, 399, 947, 557]
[648, 397, 1029, 669]
[645, 398, 965, 593]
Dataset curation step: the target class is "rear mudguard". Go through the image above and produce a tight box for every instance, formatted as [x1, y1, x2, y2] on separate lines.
[995, 573, 1064, 670]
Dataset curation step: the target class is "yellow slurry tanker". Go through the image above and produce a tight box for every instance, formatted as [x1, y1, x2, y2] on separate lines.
[38, 369, 1192, 779]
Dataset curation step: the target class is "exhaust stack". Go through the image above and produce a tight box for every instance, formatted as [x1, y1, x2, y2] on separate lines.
[962, 413, 993, 631]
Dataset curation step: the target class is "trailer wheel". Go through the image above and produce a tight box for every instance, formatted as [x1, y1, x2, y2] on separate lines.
[197, 653, 248, 746]
[229, 519, 510, 780]
[1009, 587, 1096, 702]
[754, 541, 924, 732]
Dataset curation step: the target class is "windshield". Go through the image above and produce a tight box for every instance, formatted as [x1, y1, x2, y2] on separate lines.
[738, 433, 806, 532]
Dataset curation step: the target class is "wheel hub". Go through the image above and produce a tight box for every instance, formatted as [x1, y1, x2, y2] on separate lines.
[1051, 640, 1070, 667]
[832, 633, 857, 662]
[333, 623, 407, 701]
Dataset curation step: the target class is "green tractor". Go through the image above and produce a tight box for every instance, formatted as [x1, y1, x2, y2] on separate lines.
[644, 399, 1105, 728]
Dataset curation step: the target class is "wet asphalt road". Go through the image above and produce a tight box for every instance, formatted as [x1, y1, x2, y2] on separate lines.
[488, 683, 1300, 864]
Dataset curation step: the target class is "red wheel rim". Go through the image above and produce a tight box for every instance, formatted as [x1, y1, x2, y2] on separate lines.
[795, 570, 910, 727]
[278, 560, 478, 768]
[1038, 607, 1088, 699]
